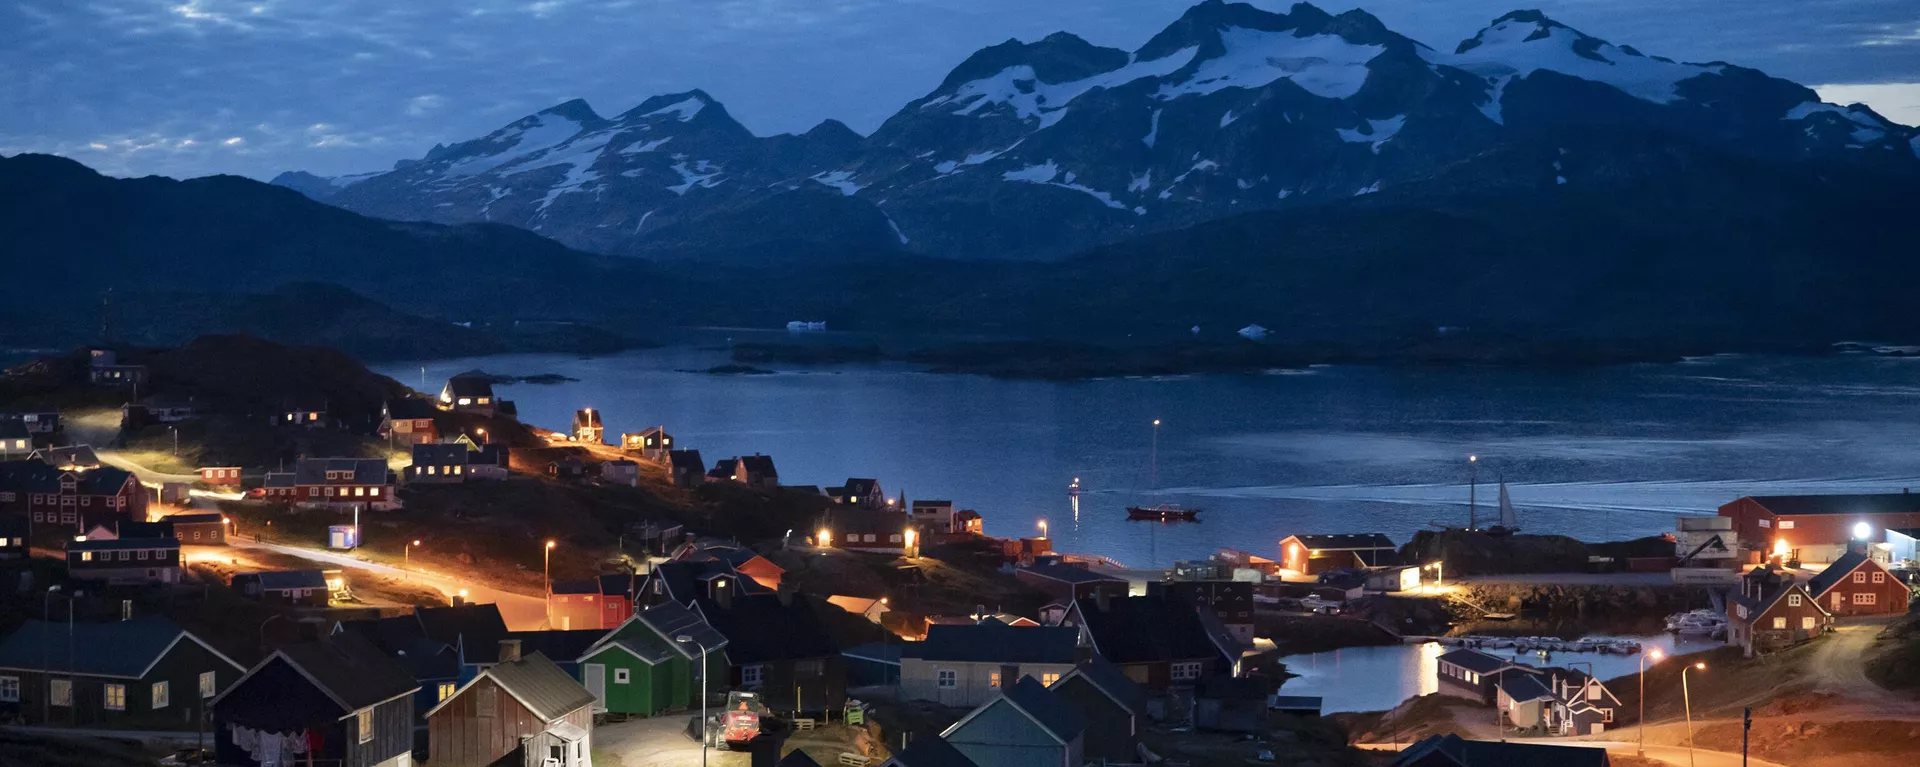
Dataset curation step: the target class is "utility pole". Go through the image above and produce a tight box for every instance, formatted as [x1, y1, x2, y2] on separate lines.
[1742, 706, 1751, 767]
[1468, 455, 1479, 530]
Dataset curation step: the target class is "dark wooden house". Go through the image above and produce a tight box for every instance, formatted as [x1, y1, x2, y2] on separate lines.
[233, 569, 332, 606]
[694, 588, 845, 713]
[0, 515, 28, 560]
[211, 634, 418, 767]
[667, 450, 705, 488]
[1047, 659, 1146, 762]
[425, 642, 596, 767]
[0, 617, 244, 729]
[1393, 733, 1610, 767]
[1061, 594, 1237, 689]
[67, 536, 182, 585]
[168, 511, 227, 545]
[1727, 566, 1833, 654]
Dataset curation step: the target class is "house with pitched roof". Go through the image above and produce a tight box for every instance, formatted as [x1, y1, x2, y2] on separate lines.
[330, 614, 464, 727]
[1805, 548, 1911, 616]
[0, 457, 147, 533]
[831, 478, 886, 509]
[901, 623, 1082, 707]
[826, 509, 913, 555]
[620, 426, 674, 461]
[882, 736, 980, 767]
[575, 602, 728, 716]
[0, 420, 30, 456]
[1014, 564, 1128, 605]
[1392, 734, 1611, 767]
[233, 570, 331, 606]
[31, 445, 102, 471]
[572, 409, 604, 444]
[426, 643, 597, 767]
[1545, 667, 1621, 736]
[940, 675, 1086, 767]
[0, 617, 244, 729]
[709, 454, 778, 489]
[1062, 594, 1238, 689]
[67, 536, 181, 585]
[212, 634, 419, 767]
[694, 589, 845, 712]
[1435, 648, 1535, 705]
[547, 573, 640, 632]
[291, 457, 398, 510]
[668, 449, 705, 488]
[439, 374, 500, 416]
[1277, 533, 1400, 574]
[1727, 567, 1832, 655]
[1047, 659, 1147, 762]
[0, 515, 28, 560]
[380, 398, 441, 446]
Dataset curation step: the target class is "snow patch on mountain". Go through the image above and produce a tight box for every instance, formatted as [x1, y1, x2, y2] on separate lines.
[1129, 171, 1153, 192]
[1002, 161, 1127, 209]
[927, 46, 1200, 129]
[620, 137, 672, 154]
[1220, 110, 1239, 128]
[1445, 17, 1721, 106]
[329, 171, 382, 188]
[1354, 181, 1381, 195]
[810, 170, 865, 196]
[935, 142, 1022, 175]
[667, 159, 723, 195]
[443, 114, 584, 179]
[1337, 115, 1406, 154]
[1144, 109, 1163, 148]
[1156, 29, 1385, 101]
[644, 96, 706, 122]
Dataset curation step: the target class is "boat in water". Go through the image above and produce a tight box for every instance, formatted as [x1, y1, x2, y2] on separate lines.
[1068, 477, 1082, 496]
[1665, 609, 1727, 635]
[1127, 504, 1200, 521]
[1483, 480, 1522, 536]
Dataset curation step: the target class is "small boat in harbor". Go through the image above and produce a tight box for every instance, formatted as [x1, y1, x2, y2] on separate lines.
[1068, 477, 1082, 496]
[1127, 504, 1200, 521]
[1665, 609, 1727, 636]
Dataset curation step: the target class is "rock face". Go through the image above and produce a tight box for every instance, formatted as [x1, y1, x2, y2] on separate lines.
[274, 1, 1918, 262]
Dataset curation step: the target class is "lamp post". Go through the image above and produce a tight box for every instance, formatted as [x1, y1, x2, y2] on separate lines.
[544, 540, 557, 628]
[1038, 519, 1048, 539]
[676, 635, 710, 767]
[42, 585, 62, 724]
[1467, 455, 1479, 530]
[1683, 662, 1706, 767]
[405, 539, 421, 578]
[1639, 648, 1665, 756]
[1150, 419, 1161, 489]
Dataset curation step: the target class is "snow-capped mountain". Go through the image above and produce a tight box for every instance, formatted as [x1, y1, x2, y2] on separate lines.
[276, 1, 1919, 261]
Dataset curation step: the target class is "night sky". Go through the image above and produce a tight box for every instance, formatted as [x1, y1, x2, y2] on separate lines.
[3, 0, 1915, 180]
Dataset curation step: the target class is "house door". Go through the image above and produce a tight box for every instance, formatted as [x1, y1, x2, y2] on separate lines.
[585, 663, 607, 712]
[1834, 593, 1845, 611]
[1590, 722, 1605, 735]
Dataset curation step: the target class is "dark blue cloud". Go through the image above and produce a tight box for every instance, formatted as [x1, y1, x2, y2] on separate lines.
[1, 0, 1914, 179]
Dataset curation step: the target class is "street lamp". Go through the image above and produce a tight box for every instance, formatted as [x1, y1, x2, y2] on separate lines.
[676, 635, 710, 767]
[1854, 522, 1873, 541]
[544, 540, 557, 626]
[1683, 662, 1706, 767]
[1638, 648, 1665, 756]
[405, 539, 421, 577]
[1467, 455, 1479, 530]
[1038, 519, 1048, 538]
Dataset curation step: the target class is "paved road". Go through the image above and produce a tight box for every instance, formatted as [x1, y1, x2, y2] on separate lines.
[64, 409, 203, 483]
[228, 538, 550, 630]
[595, 715, 748, 767]
[1456, 573, 1678, 586]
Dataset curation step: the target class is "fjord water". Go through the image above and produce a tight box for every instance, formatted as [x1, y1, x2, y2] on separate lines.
[379, 348, 1920, 567]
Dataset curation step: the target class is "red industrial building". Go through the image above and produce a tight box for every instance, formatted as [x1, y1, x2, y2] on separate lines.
[1719, 493, 1920, 563]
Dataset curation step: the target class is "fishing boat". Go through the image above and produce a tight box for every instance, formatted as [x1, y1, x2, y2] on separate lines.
[1127, 504, 1200, 521]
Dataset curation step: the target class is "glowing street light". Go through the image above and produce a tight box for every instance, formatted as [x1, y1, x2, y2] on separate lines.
[1038, 519, 1049, 538]
[1638, 648, 1665, 756]
[1854, 522, 1873, 541]
[405, 539, 421, 578]
[1683, 662, 1706, 767]
[817, 527, 832, 548]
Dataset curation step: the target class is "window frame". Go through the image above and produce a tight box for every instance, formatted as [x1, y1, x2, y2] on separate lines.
[199, 671, 216, 699]
[0, 676, 18, 703]
[153, 680, 170, 710]
[1171, 661, 1203, 682]
[50, 679, 71, 706]
[356, 708, 374, 743]
[936, 669, 956, 689]
[104, 683, 126, 711]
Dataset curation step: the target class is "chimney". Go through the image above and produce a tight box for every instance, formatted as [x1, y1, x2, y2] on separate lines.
[776, 580, 795, 607]
[120, 599, 133, 621]
[498, 639, 522, 664]
[1093, 587, 1111, 613]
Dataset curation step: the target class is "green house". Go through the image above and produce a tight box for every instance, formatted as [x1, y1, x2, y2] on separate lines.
[577, 601, 728, 716]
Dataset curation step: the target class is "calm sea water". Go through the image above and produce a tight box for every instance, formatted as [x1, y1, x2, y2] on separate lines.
[1279, 632, 1724, 713]
[377, 345, 1920, 567]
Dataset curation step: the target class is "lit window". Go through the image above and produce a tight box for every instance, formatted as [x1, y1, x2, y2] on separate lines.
[1772, 617, 1787, 629]
[1759, 519, 1771, 528]
[81, 552, 92, 562]
[988, 670, 1000, 688]
[437, 683, 456, 701]
[354, 488, 366, 497]
[1041, 672, 1060, 687]
[200, 671, 216, 698]
[457, 398, 472, 406]
[370, 488, 381, 496]
[936, 670, 956, 689]
[104, 683, 126, 711]
[50, 679, 70, 706]
[1779, 521, 1795, 529]
[357, 708, 373, 742]
[153, 681, 170, 709]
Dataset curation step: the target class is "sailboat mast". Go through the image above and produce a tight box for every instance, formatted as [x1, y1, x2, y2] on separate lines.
[1150, 419, 1161, 490]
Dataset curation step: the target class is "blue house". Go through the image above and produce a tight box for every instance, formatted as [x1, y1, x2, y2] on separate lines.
[940, 676, 1085, 767]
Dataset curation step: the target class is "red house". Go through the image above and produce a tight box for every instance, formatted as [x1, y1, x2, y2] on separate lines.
[0, 459, 148, 533]
[1727, 567, 1832, 655]
[199, 466, 243, 486]
[1720, 493, 1920, 564]
[547, 573, 637, 631]
[1806, 550, 1912, 616]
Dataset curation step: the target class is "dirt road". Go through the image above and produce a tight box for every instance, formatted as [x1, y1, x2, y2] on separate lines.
[594, 715, 748, 767]
[1805, 617, 1909, 707]
[228, 538, 550, 629]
